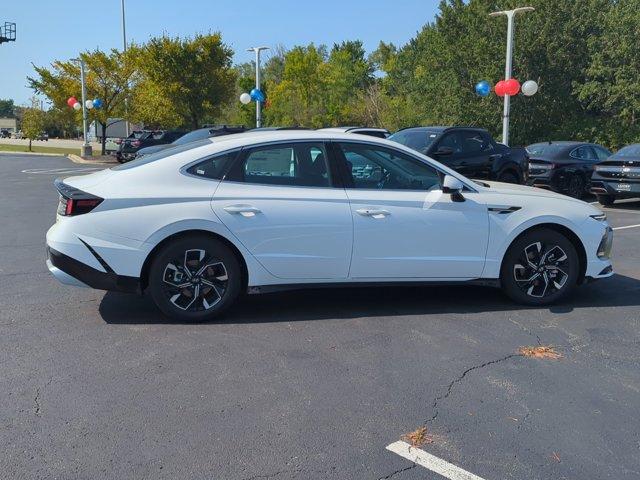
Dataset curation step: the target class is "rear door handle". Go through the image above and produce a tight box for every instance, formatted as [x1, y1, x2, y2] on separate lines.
[223, 205, 261, 217]
[355, 208, 391, 219]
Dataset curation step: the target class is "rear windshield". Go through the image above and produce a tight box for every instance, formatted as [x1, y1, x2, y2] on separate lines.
[526, 144, 569, 156]
[389, 130, 439, 153]
[172, 129, 214, 146]
[112, 139, 212, 170]
[611, 144, 640, 159]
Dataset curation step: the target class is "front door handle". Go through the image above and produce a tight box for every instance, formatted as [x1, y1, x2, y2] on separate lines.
[223, 205, 261, 217]
[355, 208, 391, 219]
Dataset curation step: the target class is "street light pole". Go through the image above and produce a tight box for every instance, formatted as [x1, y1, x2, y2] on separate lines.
[490, 7, 534, 146]
[79, 59, 92, 157]
[247, 46, 269, 128]
[121, 0, 130, 137]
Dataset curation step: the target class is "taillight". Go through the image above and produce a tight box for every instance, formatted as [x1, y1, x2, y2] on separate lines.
[55, 179, 103, 216]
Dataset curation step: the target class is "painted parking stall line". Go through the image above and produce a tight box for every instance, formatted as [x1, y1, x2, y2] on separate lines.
[21, 167, 105, 175]
[613, 224, 640, 231]
[386, 441, 487, 480]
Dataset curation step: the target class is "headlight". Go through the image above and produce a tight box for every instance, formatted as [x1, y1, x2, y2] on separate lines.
[597, 226, 613, 259]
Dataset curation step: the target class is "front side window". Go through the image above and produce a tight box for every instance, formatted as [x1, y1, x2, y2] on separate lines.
[436, 132, 463, 154]
[388, 130, 435, 153]
[571, 146, 597, 161]
[229, 142, 331, 187]
[593, 146, 612, 161]
[337, 142, 441, 191]
[460, 131, 490, 154]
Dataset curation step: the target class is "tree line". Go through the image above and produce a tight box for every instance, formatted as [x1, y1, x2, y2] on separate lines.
[22, 0, 640, 153]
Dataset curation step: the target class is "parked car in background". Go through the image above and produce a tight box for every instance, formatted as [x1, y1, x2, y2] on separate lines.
[135, 125, 247, 159]
[0, 129, 10, 138]
[526, 141, 611, 198]
[590, 143, 640, 206]
[46, 130, 613, 321]
[318, 126, 390, 138]
[36, 132, 49, 141]
[116, 130, 186, 163]
[11, 131, 23, 139]
[389, 126, 528, 183]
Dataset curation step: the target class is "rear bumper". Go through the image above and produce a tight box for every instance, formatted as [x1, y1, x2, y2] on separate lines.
[47, 246, 140, 294]
[589, 180, 640, 198]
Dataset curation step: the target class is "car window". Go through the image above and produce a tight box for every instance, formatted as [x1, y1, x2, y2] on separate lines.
[185, 150, 238, 180]
[593, 146, 612, 161]
[337, 142, 440, 191]
[173, 129, 213, 145]
[436, 132, 463, 154]
[460, 131, 490, 154]
[571, 146, 597, 161]
[232, 142, 331, 188]
[611, 144, 640, 158]
[388, 130, 435, 154]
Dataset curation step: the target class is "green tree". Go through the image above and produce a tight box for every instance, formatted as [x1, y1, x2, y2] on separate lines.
[28, 48, 136, 154]
[135, 33, 236, 129]
[21, 98, 45, 151]
[0, 99, 15, 118]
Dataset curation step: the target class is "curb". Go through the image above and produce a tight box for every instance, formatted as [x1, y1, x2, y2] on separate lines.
[0, 150, 65, 157]
[68, 154, 118, 165]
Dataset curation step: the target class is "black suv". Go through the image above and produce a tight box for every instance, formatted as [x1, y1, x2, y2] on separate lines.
[526, 141, 611, 198]
[590, 143, 640, 206]
[389, 126, 528, 183]
[116, 130, 186, 163]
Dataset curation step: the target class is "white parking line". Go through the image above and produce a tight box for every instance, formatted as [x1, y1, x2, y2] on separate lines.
[613, 224, 640, 231]
[21, 167, 104, 175]
[386, 441, 487, 480]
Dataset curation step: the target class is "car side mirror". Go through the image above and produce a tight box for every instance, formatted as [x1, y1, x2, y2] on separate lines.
[442, 174, 465, 202]
[434, 146, 454, 156]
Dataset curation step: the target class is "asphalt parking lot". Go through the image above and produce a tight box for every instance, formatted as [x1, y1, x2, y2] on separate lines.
[1, 153, 639, 480]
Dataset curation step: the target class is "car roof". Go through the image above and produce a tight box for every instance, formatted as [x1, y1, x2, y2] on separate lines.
[318, 127, 389, 133]
[395, 126, 488, 134]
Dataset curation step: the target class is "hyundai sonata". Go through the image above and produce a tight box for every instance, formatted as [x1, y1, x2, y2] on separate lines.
[46, 131, 613, 321]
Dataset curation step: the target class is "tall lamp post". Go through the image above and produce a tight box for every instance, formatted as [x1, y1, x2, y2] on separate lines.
[121, 0, 130, 137]
[247, 46, 269, 128]
[489, 7, 534, 146]
[78, 59, 92, 157]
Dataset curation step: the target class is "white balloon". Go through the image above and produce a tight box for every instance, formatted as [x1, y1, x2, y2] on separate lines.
[522, 80, 539, 96]
[73, 102, 81, 110]
[239, 92, 251, 104]
[85, 100, 94, 109]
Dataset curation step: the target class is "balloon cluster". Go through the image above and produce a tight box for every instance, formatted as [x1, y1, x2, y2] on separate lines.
[67, 97, 103, 110]
[239, 88, 266, 105]
[474, 79, 538, 97]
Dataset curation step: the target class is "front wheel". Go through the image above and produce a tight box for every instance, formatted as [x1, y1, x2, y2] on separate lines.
[597, 194, 615, 207]
[498, 171, 519, 184]
[566, 174, 585, 199]
[148, 234, 242, 322]
[500, 228, 579, 305]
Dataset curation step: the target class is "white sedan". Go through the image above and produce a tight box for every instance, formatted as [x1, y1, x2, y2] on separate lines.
[46, 131, 614, 321]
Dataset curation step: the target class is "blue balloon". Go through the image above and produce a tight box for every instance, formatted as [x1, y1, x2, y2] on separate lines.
[92, 98, 103, 109]
[475, 81, 491, 97]
[250, 88, 265, 102]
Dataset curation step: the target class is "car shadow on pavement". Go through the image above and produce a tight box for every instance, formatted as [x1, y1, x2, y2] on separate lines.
[99, 273, 640, 325]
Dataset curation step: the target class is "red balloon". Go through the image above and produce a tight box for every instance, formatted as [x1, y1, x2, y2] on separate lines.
[494, 80, 506, 97]
[67, 97, 77, 108]
[504, 78, 521, 96]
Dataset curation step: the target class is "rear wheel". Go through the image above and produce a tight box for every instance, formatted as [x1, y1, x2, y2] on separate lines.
[566, 174, 585, 199]
[148, 234, 242, 322]
[498, 171, 519, 184]
[597, 194, 615, 207]
[500, 228, 579, 305]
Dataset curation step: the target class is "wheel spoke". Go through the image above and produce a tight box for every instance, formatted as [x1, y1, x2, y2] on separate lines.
[184, 249, 206, 275]
[163, 263, 191, 288]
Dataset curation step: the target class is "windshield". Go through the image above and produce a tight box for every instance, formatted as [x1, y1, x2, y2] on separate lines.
[526, 143, 569, 156]
[172, 129, 213, 146]
[112, 139, 212, 170]
[611, 144, 640, 159]
[388, 130, 439, 153]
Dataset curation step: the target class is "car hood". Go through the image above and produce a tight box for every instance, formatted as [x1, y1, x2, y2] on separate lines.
[481, 180, 584, 203]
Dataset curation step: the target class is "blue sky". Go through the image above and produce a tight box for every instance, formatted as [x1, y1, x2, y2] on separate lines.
[1, 0, 440, 105]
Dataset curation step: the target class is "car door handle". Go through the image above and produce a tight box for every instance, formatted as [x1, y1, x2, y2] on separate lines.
[355, 208, 391, 219]
[223, 205, 261, 217]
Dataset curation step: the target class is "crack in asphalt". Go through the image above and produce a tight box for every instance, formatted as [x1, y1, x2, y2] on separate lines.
[377, 463, 417, 479]
[426, 353, 524, 424]
[33, 376, 53, 417]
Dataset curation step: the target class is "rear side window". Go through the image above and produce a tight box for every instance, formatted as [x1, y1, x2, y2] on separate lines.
[593, 145, 612, 160]
[186, 150, 238, 179]
[571, 146, 597, 161]
[227, 142, 331, 188]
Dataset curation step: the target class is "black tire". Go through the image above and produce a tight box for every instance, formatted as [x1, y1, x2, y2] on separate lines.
[500, 228, 579, 306]
[148, 234, 242, 322]
[498, 171, 519, 184]
[566, 174, 585, 199]
[597, 194, 615, 207]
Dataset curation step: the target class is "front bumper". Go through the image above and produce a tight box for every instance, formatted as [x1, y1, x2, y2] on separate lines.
[590, 180, 640, 198]
[47, 246, 140, 294]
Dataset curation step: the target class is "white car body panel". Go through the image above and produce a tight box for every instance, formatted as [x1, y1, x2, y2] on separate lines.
[45, 131, 613, 297]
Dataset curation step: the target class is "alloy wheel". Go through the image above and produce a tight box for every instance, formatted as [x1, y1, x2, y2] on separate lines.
[513, 242, 569, 298]
[161, 249, 228, 311]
